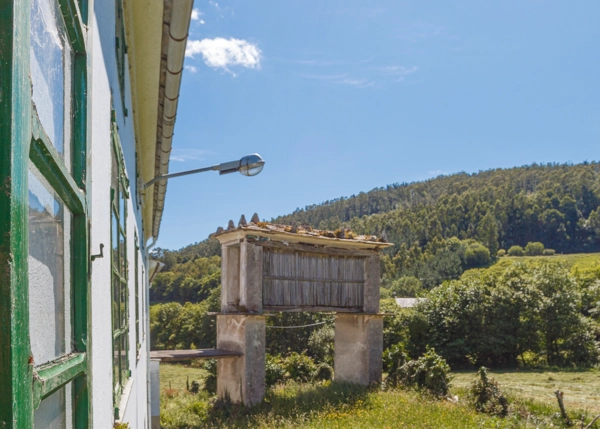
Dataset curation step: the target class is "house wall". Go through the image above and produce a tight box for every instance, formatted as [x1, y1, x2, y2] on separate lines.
[89, 0, 151, 426]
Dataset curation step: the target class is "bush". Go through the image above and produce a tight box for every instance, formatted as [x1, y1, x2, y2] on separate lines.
[312, 362, 334, 381]
[307, 325, 335, 365]
[463, 243, 491, 268]
[497, 249, 506, 257]
[265, 355, 287, 387]
[468, 367, 508, 416]
[281, 352, 318, 382]
[543, 249, 556, 256]
[525, 242, 545, 256]
[202, 359, 217, 395]
[507, 245, 524, 256]
[395, 348, 452, 397]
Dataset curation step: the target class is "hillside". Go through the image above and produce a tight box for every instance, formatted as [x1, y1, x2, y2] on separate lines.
[153, 162, 600, 288]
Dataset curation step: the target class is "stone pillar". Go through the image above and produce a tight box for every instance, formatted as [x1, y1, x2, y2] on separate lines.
[221, 243, 241, 312]
[239, 240, 263, 313]
[216, 314, 266, 406]
[149, 358, 161, 429]
[334, 313, 383, 386]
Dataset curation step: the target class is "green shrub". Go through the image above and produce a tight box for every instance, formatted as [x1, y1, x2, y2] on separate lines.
[281, 352, 318, 382]
[468, 367, 508, 417]
[497, 249, 506, 257]
[265, 354, 287, 387]
[463, 243, 491, 268]
[397, 348, 452, 397]
[507, 245, 524, 256]
[525, 242, 545, 256]
[312, 363, 334, 381]
[543, 249, 556, 256]
[202, 359, 217, 395]
[307, 325, 335, 365]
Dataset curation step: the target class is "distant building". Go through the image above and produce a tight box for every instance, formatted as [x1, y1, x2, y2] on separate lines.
[395, 298, 425, 308]
[0, 0, 192, 427]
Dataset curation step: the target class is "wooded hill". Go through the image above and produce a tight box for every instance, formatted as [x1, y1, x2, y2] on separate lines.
[153, 162, 600, 289]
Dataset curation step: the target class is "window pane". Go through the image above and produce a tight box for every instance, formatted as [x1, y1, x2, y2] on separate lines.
[34, 382, 73, 429]
[113, 336, 120, 389]
[28, 164, 72, 366]
[120, 333, 128, 380]
[30, 0, 72, 167]
[112, 210, 119, 270]
[121, 279, 127, 327]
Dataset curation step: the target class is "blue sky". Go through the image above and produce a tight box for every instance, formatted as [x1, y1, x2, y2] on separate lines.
[156, 0, 600, 250]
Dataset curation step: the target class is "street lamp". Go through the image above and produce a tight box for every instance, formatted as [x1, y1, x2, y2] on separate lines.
[142, 153, 265, 189]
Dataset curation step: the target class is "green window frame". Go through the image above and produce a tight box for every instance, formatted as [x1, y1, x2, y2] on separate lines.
[135, 232, 141, 359]
[111, 118, 130, 411]
[0, 0, 90, 426]
[115, 0, 128, 115]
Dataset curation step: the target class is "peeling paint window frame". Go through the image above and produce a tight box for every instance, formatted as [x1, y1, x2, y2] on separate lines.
[111, 115, 130, 411]
[22, 0, 90, 425]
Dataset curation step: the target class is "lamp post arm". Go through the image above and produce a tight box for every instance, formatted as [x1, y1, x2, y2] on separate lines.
[143, 164, 219, 189]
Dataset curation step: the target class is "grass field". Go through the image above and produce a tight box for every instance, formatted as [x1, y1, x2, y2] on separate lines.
[462, 252, 600, 279]
[452, 369, 600, 415]
[158, 363, 600, 428]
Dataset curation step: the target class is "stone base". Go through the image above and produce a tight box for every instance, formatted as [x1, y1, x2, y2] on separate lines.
[334, 313, 383, 386]
[216, 314, 266, 406]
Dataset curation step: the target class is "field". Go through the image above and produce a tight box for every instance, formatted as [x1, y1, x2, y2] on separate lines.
[158, 363, 600, 428]
[452, 369, 600, 415]
[462, 252, 600, 278]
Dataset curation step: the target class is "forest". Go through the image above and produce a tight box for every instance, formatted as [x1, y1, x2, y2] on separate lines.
[150, 163, 600, 370]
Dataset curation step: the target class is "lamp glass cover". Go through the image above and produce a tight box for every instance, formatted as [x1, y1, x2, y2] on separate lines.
[239, 154, 265, 177]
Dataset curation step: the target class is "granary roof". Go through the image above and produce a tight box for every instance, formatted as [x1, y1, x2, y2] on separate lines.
[210, 214, 393, 251]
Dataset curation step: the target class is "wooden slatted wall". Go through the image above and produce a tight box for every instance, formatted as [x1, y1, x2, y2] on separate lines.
[262, 248, 365, 310]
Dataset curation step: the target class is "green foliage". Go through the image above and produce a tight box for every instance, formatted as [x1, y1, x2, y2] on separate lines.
[265, 355, 287, 387]
[468, 367, 508, 417]
[281, 352, 318, 382]
[150, 287, 221, 350]
[394, 347, 453, 397]
[307, 325, 335, 366]
[150, 256, 221, 304]
[497, 249, 506, 257]
[508, 245, 524, 256]
[266, 313, 332, 356]
[417, 261, 600, 368]
[388, 276, 423, 297]
[463, 241, 491, 268]
[202, 359, 217, 395]
[525, 242, 545, 256]
[312, 362, 334, 382]
[543, 248, 556, 256]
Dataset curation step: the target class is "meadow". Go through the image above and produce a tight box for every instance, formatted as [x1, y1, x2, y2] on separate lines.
[158, 363, 599, 429]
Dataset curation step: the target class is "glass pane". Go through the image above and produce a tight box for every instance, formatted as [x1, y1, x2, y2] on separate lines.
[30, 0, 72, 167]
[34, 382, 73, 429]
[28, 164, 72, 366]
[112, 210, 119, 270]
[121, 333, 128, 380]
[113, 336, 120, 388]
[121, 279, 127, 327]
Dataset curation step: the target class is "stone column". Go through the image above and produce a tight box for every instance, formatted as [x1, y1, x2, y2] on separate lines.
[149, 358, 161, 429]
[334, 313, 383, 386]
[216, 314, 266, 406]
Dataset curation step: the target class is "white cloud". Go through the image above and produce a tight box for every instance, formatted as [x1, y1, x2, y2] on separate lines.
[170, 149, 214, 162]
[184, 65, 197, 73]
[190, 8, 203, 21]
[186, 38, 261, 74]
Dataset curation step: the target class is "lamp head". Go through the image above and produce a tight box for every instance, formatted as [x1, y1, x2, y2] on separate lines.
[239, 153, 265, 177]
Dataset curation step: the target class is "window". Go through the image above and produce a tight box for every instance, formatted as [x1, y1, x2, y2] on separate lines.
[111, 120, 130, 406]
[0, 0, 90, 425]
[115, 0, 127, 114]
[135, 232, 140, 359]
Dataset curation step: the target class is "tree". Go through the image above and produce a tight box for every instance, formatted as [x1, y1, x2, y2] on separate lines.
[507, 245, 524, 256]
[524, 242, 545, 256]
[477, 212, 499, 255]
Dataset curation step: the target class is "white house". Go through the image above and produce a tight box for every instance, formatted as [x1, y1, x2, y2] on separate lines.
[0, 0, 192, 427]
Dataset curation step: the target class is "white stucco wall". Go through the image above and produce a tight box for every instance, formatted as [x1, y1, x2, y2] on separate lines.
[89, 1, 150, 427]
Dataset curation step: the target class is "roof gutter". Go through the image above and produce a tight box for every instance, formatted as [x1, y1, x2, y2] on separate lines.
[151, 0, 194, 239]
